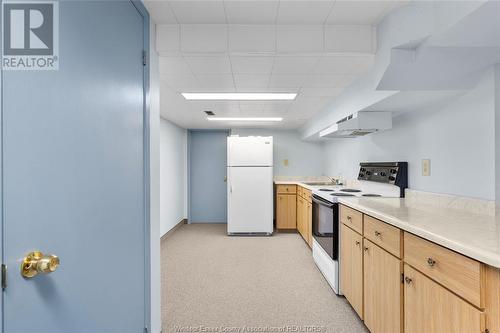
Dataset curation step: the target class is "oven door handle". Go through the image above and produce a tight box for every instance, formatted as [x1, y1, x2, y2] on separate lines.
[312, 195, 334, 208]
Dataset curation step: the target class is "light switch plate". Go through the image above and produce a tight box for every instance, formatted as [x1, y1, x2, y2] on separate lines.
[283, 159, 289, 167]
[422, 159, 430, 176]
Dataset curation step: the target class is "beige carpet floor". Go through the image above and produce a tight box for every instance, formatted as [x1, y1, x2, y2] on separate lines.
[161, 223, 368, 333]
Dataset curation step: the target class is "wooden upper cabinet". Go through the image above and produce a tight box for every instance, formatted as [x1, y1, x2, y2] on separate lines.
[340, 223, 364, 319]
[404, 264, 485, 333]
[276, 193, 296, 229]
[364, 240, 403, 333]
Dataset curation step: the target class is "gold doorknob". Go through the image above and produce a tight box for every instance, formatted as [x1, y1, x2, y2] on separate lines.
[21, 251, 60, 278]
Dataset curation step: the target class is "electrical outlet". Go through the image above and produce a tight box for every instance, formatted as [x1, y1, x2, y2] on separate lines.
[283, 159, 289, 167]
[422, 159, 431, 176]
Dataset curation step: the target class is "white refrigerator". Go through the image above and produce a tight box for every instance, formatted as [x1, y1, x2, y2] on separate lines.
[227, 136, 273, 235]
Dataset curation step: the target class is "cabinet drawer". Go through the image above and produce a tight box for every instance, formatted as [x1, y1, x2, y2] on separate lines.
[364, 215, 402, 258]
[404, 232, 484, 308]
[303, 188, 312, 202]
[276, 184, 296, 194]
[340, 205, 363, 234]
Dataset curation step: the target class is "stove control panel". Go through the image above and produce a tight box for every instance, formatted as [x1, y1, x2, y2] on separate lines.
[358, 162, 408, 197]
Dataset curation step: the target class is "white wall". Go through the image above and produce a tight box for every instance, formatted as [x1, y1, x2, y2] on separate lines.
[160, 118, 188, 236]
[230, 128, 324, 177]
[323, 68, 496, 200]
[149, 21, 161, 333]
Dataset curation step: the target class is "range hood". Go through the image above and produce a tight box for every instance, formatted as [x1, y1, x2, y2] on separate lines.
[319, 112, 392, 138]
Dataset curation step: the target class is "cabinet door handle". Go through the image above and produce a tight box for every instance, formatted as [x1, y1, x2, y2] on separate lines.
[355, 241, 360, 246]
[364, 246, 369, 252]
[347, 216, 352, 221]
[427, 257, 436, 267]
[405, 277, 413, 285]
[374, 231, 381, 237]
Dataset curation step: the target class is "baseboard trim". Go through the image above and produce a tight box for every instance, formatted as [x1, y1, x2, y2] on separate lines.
[161, 218, 187, 240]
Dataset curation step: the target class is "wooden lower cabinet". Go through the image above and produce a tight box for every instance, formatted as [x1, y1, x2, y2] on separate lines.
[363, 240, 402, 333]
[340, 223, 364, 318]
[404, 264, 485, 333]
[276, 193, 296, 229]
[306, 201, 312, 246]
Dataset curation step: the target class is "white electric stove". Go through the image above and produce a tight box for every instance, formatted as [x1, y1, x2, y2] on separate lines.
[312, 162, 408, 294]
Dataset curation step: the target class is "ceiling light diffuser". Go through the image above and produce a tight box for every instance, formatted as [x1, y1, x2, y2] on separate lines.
[182, 92, 297, 101]
[206, 117, 283, 122]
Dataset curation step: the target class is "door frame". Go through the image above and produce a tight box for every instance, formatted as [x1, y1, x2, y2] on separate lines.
[187, 129, 230, 224]
[0, 1, 153, 331]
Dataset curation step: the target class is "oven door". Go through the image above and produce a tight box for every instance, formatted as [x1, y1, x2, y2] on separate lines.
[312, 195, 339, 260]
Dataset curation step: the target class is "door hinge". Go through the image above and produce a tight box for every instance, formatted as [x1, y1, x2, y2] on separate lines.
[142, 50, 147, 66]
[400, 273, 404, 284]
[2, 264, 7, 290]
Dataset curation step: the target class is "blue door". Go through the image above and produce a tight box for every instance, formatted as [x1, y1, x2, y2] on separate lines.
[1, 1, 147, 332]
[189, 131, 228, 223]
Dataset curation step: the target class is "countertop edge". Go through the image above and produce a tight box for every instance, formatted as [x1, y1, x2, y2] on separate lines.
[338, 198, 500, 269]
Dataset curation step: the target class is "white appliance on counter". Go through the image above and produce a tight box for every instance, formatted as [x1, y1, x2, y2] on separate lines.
[227, 136, 273, 235]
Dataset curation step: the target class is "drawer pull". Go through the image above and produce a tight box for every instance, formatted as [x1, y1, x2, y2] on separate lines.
[427, 257, 436, 267]
[347, 216, 352, 221]
[374, 231, 381, 237]
[404, 276, 413, 285]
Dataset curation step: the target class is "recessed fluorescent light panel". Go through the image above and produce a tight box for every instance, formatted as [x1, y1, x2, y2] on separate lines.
[182, 92, 297, 101]
[207, 117, 283, 122]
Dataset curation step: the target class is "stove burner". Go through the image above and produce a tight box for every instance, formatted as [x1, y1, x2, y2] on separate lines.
[331, 193, 355, 197]
[319, 188, 334, 192]
[362, 194, 382, 197]
[340, 188, 362, 193]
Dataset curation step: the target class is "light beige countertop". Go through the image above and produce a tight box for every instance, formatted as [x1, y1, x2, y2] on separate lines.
[338, 197, 500, 268]
[273, 180, 317, 191]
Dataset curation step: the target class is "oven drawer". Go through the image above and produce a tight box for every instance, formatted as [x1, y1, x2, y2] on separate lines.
[340, 205, 363, 234]
[364, 215, 402, 258]
[404, 232, 484, 308]
[276, 184, 296, 194]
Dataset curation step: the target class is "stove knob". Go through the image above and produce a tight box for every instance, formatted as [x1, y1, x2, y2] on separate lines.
[380, 172, 387, 177]
[359, 173, 364, 178]
[365, 171, 372, 176]
[390, 169, 397, 174]
[360, 168, 366, 172]
[389, 176, 396, 181]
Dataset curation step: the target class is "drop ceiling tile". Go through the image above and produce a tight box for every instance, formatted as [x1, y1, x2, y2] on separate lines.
[268, 74, 307, 88]
[239, 103, 265, 113]
[324, 25, 375, 53]
[144, 1, 177, 24]
[276, 25, 324, 52]
[169, 1, 226, 24]
[304, 74, 357, 88]
[156, 25, 180, 54]
[276, 1, 334, 24]
[233, 74, 270, 91]
[160, 73, 199, 92]
[181, 25, 227, 53]
[228, 25, 276, 53]
[194, 74, 236, 92]
[299, 86, 343, 97]
[230, 56, 275, 74]
[313, 55, 375, 74]
[326, 1, 392, 25]
[184, 55, 232, 74]
[159, 56, 192, 76]
[272, 56, 320, 74]
[224, 1, 279, 24]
